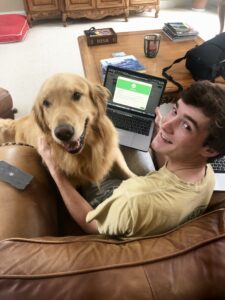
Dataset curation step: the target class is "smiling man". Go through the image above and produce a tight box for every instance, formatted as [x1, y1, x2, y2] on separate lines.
[37, 81, 225, 237]
[152, 99, 216, 183]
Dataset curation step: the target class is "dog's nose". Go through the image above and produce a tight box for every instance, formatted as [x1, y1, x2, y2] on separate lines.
[54, 124, 74, 141]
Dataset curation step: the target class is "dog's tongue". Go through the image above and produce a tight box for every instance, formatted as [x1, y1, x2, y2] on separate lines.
[63, 140, 80, 152]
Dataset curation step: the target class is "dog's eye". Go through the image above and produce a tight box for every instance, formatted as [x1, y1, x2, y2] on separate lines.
[72, 92, 82, 101]
[43, 99, 50, 107]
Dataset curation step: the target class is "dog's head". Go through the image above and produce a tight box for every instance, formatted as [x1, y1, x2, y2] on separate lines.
[33, 73, 110, 154]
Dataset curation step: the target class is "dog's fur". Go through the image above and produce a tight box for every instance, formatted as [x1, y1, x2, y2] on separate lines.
[0, 73, 135, 186]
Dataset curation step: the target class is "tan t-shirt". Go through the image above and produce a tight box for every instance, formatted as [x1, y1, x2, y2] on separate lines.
[86, 164, 215, 237]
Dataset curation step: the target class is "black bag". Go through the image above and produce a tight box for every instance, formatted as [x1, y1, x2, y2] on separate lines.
[162, 32, 225, 92]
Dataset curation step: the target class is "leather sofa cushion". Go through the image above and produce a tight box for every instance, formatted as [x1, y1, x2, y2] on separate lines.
[207, 190, 225, 211]
[0, 144, 58, 239]
[0, 145, 224, 299]
[0, 209, 224, 299]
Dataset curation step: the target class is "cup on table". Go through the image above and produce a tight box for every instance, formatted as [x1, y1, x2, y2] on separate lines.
[144, 34, 161, 58]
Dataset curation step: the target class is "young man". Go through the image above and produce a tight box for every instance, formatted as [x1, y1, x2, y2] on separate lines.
[37, 81, 225, 237]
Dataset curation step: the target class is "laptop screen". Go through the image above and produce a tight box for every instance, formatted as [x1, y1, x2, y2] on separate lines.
[104, 65, 167, 117]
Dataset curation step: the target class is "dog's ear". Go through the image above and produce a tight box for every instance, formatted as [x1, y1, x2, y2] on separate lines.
[89, 83, 110, 116]
[32, 102, 50, 133]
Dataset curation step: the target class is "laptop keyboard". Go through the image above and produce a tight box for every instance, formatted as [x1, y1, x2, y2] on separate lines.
[211, 156, 225, 173]
[107, 109, 151, 136]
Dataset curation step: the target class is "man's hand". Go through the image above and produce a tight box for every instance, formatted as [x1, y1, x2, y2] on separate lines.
[37, 137, 98, 234]
[154, 106, 163, 131]
[152, 106, 163, 140]
[151, 107, 167, 169]
[37, 136, 61, 178]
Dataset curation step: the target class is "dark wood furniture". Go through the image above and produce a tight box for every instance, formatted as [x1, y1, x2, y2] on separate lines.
[23, 0, 159, 26]
[78, 29, 204, 102]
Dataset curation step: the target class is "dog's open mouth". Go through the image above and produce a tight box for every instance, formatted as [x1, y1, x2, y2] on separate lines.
[62, 119, 88, 154]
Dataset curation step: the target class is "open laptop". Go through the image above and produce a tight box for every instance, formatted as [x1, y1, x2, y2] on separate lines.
[210, 156, 225, 191]
[104, 65, 167, 152]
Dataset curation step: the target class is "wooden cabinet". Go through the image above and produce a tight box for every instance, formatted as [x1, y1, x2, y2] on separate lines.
[129, 0, 159, 17]
[23, 0, 159, 26]
[62, 0, 129, 25]
[23, 0, 62, 26]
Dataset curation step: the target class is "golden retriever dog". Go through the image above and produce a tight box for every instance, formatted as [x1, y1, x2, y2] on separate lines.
[0, 73, 135, 186]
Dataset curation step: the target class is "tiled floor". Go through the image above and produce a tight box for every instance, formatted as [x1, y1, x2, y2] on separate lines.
[0, 6, 220, 117]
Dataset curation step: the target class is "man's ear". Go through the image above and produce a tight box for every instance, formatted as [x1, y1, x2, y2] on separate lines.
[201, 146, 219, 159]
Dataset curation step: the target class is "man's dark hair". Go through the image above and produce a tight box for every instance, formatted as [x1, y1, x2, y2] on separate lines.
[181, 80, 225, 161]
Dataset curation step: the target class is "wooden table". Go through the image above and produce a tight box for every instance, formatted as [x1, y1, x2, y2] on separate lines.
[78, 29, 204, 101]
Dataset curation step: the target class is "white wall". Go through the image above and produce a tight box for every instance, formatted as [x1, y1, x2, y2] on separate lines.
[0, 0, 24, 12]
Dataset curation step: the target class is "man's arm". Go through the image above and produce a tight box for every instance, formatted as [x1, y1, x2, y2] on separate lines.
[37, 137, 98, 234]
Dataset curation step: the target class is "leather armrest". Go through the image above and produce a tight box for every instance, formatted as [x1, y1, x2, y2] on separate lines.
[0, 209, 224, 299]
[0, 88, 15, 119]
[0, 144, 58, 239]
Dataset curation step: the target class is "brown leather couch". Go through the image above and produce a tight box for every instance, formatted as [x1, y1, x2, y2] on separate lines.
[0, 88, 16, 119]
[0, 143, 225, 300]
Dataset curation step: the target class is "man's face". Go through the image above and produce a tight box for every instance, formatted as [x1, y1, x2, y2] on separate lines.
[151, 99, 212, 162]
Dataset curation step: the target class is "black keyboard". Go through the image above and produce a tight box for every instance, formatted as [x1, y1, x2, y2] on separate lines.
[211, 156, 225, 173]
[107, 109, 151, 136]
